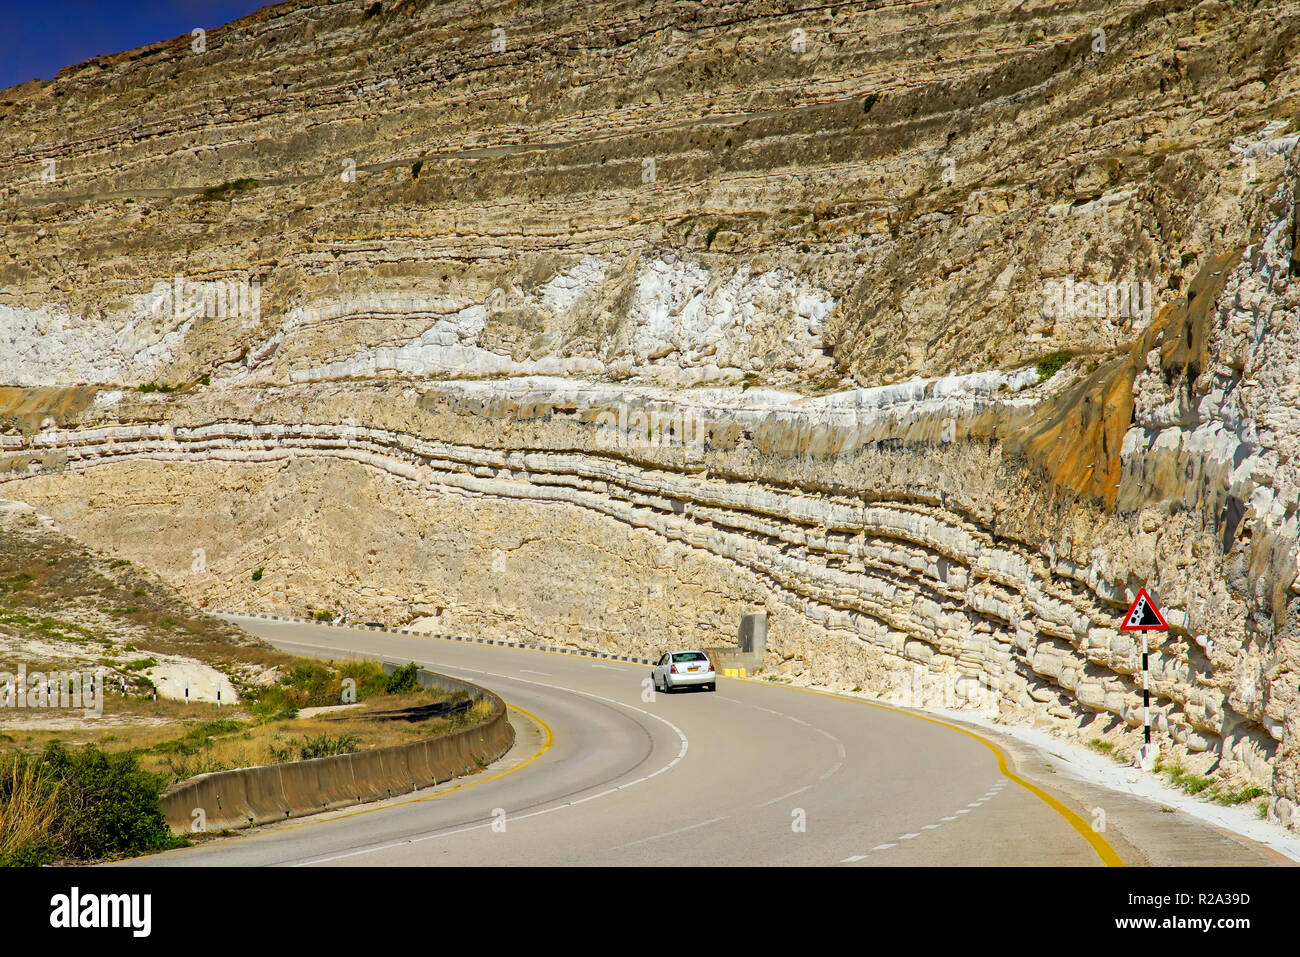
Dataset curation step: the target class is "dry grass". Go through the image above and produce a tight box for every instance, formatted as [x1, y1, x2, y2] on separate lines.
[4, 689, 496, 788]
[0, 509, 500, 796]
[0, 756, 59, 861]
[135, 692, 493, 784]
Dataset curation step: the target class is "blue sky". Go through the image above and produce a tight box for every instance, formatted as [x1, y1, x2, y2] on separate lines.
[0, 0, 269, 91]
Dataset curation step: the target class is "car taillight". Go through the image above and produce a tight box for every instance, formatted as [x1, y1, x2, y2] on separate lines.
[670, 664, 678, 673]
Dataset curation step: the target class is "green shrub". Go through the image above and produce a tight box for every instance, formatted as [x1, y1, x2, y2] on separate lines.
[1162, 759, 1216, 796]
[251, 567, 263, 582]
[246, 662, 339, 716]
[1035, 351, 1072, 383]
[384, 662, 422, 695]
[243, 683, 293, 717]
[246, 658, 422, 716]
[1, 743, 183, 864]
[338, 659, 388, 700]
[1215, 785, 1266, 805]
[283, 662, 336, 705]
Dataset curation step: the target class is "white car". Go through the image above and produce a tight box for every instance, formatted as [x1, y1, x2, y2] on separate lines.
[652, 650, 716, 693]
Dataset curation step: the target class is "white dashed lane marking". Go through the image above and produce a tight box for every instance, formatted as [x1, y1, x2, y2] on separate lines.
[261, 647, 693, 866]
[753, 785, 812, 809]
[840, 779, 1007, 864]
[614, 816, 727, 850]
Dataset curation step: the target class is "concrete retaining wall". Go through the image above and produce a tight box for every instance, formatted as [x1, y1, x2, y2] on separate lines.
[160, 668, 515, 834]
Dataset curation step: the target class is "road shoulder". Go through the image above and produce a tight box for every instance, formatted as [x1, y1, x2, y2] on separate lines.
[943, 714, 1293, 867]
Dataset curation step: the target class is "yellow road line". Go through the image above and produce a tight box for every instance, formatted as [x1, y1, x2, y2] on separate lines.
[254, 622, 1121, 864]
[772, 682, 1125, 867]
[263, 701, 554, 833]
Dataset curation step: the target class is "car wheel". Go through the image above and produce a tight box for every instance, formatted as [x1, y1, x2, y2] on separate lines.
[708, 682, 716, 692]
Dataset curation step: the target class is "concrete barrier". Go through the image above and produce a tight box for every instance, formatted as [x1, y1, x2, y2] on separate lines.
[160, 667, 515, 834]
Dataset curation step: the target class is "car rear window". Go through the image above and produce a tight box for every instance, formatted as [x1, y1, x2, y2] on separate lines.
[673, 652, 707, 661]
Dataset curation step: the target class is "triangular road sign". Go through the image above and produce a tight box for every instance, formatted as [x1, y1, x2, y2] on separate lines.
[1119, 587, 1168, 631]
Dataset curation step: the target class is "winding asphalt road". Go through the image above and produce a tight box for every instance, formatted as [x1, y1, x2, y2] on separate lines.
[119, 617, 1147, 867]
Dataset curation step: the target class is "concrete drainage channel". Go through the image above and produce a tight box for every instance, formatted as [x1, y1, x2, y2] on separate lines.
[159, 662, 515, 834]
[220, 610, 657, 665]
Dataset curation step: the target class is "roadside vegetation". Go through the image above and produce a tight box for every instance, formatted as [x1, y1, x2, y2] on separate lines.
[1084, 740, 1271, 813]
[1154, 757, 1268, 807]
[0, 658, 494, 865]
[1086, 737, 1123, 760]
[5, 658, 487, 785]
[0, 743, 184, 866]
[1084, 740, 1270, 815]
[0, 497, 498, 865]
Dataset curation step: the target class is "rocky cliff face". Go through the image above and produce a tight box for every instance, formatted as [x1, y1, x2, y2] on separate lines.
[3, 0, 1300, 816]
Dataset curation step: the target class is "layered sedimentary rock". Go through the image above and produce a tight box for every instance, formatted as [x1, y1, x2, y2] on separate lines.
[3, 0, 1300, 815]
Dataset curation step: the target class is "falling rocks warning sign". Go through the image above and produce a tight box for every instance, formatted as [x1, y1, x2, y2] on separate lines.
[1119, 587, 1168, 631]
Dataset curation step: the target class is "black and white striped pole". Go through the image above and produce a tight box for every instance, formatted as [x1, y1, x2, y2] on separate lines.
[1120, 586, 1168, 772]
[1142, 651, 1150, 745]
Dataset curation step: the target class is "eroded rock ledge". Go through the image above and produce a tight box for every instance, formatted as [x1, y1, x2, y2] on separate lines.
[1, 358, 1291, 811]
[3, 0, 1300, 824]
